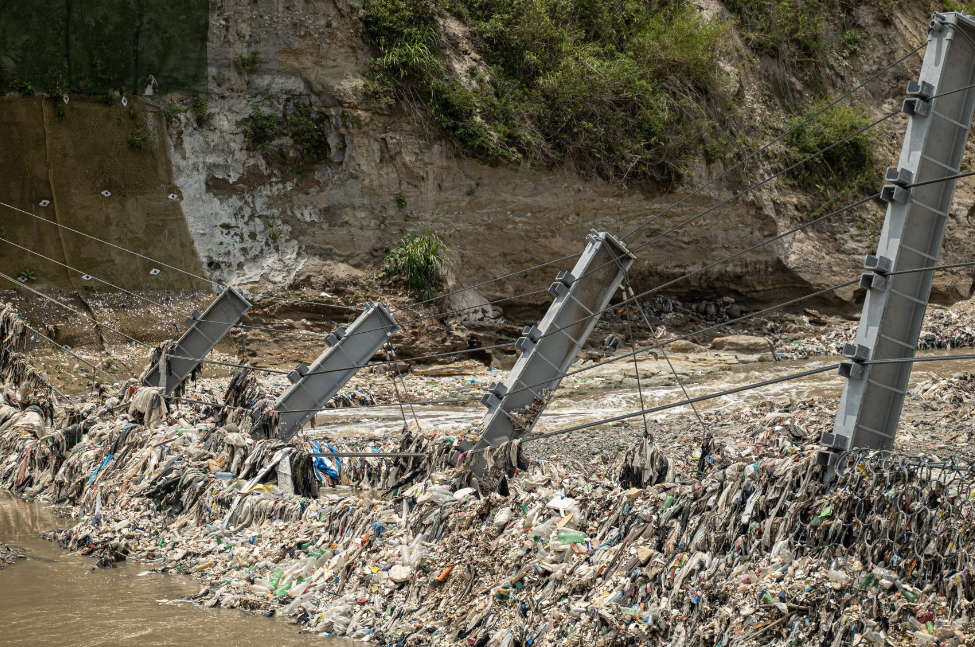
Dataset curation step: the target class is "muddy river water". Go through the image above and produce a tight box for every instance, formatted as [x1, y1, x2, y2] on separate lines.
[309, 350, 975, 438]
[0, 492, 352, 647]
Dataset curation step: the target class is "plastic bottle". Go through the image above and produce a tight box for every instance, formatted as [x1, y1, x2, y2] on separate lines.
[268, 566, 284, 590]
[826, 570, 851, 587]
[557, 529, 586, 543]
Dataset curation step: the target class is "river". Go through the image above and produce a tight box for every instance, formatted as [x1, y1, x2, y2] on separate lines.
[0, 492, 353, 647]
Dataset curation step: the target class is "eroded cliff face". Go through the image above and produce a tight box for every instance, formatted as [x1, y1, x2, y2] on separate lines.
[166, 0, 975, 315]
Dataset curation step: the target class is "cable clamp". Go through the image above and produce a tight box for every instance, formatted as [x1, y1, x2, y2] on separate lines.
[864, 254, 893, 275]
[839, 342, 871, 380]
[548, 271, 576, 297]
[819, 432, 851, 451]
[859, 272, 888, 291]
[880, 167, 913, 204]
[902, 80, 935, 118]
[287, 362, 309, 384]
[326, 327, 347, 347]
[480, 381, 509, 410]
[515, 325, 542, 354]
[838, 361, 866, 379]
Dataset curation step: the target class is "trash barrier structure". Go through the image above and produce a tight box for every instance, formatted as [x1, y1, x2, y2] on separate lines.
[470, 231, 635, 472]
[143, 287, 251, 395]
[821, 11, 975, 469]
[275, 302, 399, 442]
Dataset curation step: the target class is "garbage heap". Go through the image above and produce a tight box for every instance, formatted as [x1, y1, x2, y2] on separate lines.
[1, 303, 975, 645]
[0, 540, 21, 569]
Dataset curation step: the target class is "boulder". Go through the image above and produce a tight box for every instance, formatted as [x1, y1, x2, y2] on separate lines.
[710, 335, 770, 355]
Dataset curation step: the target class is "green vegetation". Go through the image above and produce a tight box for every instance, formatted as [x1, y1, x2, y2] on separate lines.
[165, 103, 184, 126]
[265, 220, 284, 242]
[288, 103, 327, 160]
[246, 109, 280, 152]
[395, 193, 407, 210]
[127, 128, 150, 150]
[785, 102, 878, 221]
[8, 80, 35, 95]
[944, 1, 975, 13]
[723, 0, 896, 62]
[16, 269, 36, 282]
[190, 97, 215, 127]
[725, 0, 832, 58]
[785, 103, 876, 190]
[233, 52, 262, 74]
[363, 0, 733, 183]
[55, 103, 67, 121]
[380, 230, 450, 298]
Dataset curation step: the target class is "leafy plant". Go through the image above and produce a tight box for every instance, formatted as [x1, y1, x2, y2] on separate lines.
[165, 103, 184, 125]
[16, 268, 36, 282]
[8, 79, 34, 95]
[233, 52, 262, 74]
[395, 193, 407, 209]
[265, 220, 285, 242]
[246, 109, 280, 152]
[785, 102, 876, 191]
[127, 128, 150, 150]
[190, 97, 215, 126]
[84, 284, 102, 294]
[379, 230, 450, 298]
[55, 103, 67, 121]
[288, 103, 327, 160]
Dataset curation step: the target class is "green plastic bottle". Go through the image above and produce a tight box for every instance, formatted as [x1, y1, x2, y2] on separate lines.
[268, 567, 284, 590]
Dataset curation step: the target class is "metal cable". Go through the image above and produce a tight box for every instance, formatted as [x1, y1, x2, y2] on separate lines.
[19, 320, 119, 384]
[383, 344, 414, 432]
[388, 340, 422, 432]
[0, 236, 341, 341]
[380, 44, 925, 314]
[624, 274, 708, 438]
[622, 295, 650, 439]
[0, 199, 360, 312]
[520, 363, 841, 444]
[4, 269, 519, 376]
[169, 395, 480, 414]
[493, 277, 863, 402]
[620, 42, 926, 241]
[391, 253, 582, 313]
[477, 162, 974, 377]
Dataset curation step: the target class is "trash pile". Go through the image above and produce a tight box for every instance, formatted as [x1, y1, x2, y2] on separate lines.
[0, 540, 22, 569]
[766, 302, 975, 360]
[2, 298, 975, 645]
